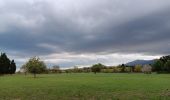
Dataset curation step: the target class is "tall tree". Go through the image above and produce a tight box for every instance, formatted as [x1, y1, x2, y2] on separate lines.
[160, 55, 170, 63]
[120, 64, 126, 72]
[0, 53, 16, 74]
[152, 60, 164, 72]
[9, 60, 16, 74]
[164, 60, 170, 72]
[0, 53, 10, 74]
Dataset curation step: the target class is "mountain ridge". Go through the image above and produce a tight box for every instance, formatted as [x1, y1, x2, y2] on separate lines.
[126, 59, 155, 66]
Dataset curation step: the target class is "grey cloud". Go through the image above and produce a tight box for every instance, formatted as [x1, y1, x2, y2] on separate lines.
[0, 0, 170, 59]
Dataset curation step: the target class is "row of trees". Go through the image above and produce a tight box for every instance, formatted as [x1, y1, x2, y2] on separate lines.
[63, 63, 150, 74]
[2, 52, 170, 77]
[90, 63, 151, 74]
[89, 55, 170, 74]
[0, 53, 16, 74]
[18, 55, 170, 77]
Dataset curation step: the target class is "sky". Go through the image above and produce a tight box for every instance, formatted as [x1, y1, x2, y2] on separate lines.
[0, 0, 169, 69]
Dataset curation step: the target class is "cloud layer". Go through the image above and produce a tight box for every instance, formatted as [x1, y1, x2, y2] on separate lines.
[0, 0, 169, 67]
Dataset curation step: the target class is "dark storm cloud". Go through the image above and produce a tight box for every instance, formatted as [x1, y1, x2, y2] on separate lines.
[0, 0, 170, 58]
[76, 8, 170, 55]
[39, 7, 170, 55]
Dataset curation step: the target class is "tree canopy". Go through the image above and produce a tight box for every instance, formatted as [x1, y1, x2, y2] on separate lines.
[91, 63, 105, 74]
[164, 60, 170, 72]
[152, 60, 164, 72]
[152, 55, 170, 73]
[0, 53, 16, 74]
[24, 57, 47, 78]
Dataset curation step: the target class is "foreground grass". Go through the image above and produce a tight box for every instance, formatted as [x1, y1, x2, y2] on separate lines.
[0, 73, 170, 100]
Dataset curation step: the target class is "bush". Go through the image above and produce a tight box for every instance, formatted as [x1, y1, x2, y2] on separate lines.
[134, 65, 142, 72]
[101, 68, 113, 73]
[91, 63, 105, 74]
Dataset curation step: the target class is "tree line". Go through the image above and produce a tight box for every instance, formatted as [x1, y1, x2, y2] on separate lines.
[1, 52, 169, 77]
[0, 53, 16, 74]
[152, 55, 170, 73]
[83, 55, 170, 74]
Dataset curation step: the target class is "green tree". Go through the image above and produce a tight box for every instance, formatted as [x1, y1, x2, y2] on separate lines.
[120, 64, 126, 72]
[9, 60, 16, 74]
[134, 65, 142, 72]
[0, 53, 11, 74]
[24, 57, 47, 78]
[160, 55, 170, 63]
[152, 60, 164, 72]
[91, 63, 105, 74]
[164, 60, 170, 72]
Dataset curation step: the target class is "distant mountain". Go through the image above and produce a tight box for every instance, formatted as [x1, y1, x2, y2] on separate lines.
[126, 60, 155, 66]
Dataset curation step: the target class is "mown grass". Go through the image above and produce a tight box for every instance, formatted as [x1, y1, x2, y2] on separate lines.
[0, 73, 170, 100]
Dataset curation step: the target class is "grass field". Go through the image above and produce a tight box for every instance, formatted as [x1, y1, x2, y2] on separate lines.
[0, 73, 170, 100]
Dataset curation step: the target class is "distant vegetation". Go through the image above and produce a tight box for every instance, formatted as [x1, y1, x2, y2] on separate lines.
[62, 55, 170, 74]
[91, 63, 105, 74]
[1, 52, 170, 76]
[18, 55, 170, 75]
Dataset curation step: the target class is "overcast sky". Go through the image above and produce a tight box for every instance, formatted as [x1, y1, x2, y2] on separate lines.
[0, 0, 169, 68]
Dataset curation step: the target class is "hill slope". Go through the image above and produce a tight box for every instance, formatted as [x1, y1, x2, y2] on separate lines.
[126, 60, 155, 66]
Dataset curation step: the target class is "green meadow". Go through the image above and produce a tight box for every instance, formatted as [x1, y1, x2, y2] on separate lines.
[0, 73, 170, 100]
